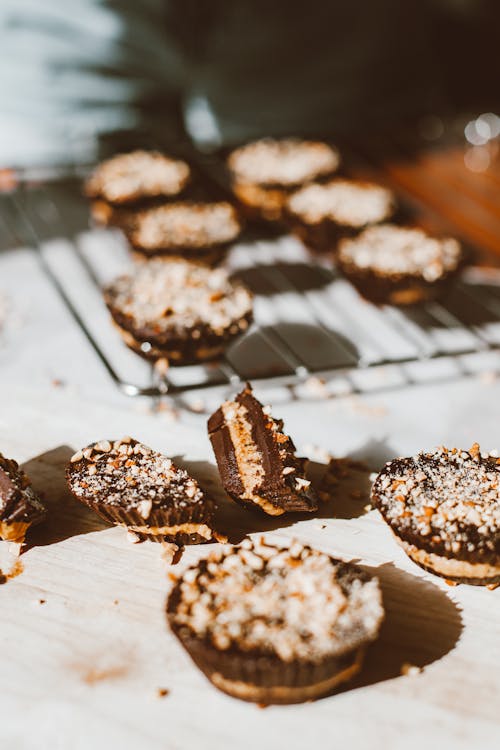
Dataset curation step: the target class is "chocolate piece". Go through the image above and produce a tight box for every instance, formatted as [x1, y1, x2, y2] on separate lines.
[286, 179, 394, 252]
[66, 438, 218, 544]
[208, 384, 318, 515]
[104, 260, 253, 365]
[127, 201, 241, 264]
[227, 138, 340, 223]
[84, 150, 191, 206]
[0, 453, 46, 544]
[371, 444, 500, 585]
[337, 224, 464, 305]
[167, 538, 384, 704]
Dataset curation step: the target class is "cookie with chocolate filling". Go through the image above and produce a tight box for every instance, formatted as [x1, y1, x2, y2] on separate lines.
[286, 179, 394, 252]
[127, 201, 241, 264]
[371, 444, 500, 585]
[103, 259, 253, 365]
[337, 224, 464, 305]
[66, 438, 219, 544]
[227, 138, 340, 223]
[0, 453, 46, 544]
[167, 538, 384, 704]
[208, 384, 318, 515]
[84, 150, 191, 227]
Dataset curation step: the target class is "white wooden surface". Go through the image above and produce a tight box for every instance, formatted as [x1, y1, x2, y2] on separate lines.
[1, 231, 500, 749]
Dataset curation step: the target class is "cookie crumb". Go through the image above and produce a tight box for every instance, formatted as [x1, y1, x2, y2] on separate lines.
[401, 663, 422, 677]
[156, 688, 170, 698]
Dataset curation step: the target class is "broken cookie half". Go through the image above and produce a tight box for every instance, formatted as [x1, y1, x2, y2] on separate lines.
[66, 438, 221, 545]
[0, 453, 46, 544]
[207, 384, 318, 516]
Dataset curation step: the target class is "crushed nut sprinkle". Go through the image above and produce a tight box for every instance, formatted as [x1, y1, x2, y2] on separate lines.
[104, 260, 252, 336]
[171, 539, 383, 663]
[287, 180, 394, 227]
[339, 224, 462, 281]
[131, 202, 241, 250]
[228, 138, 340, 186]
[372, 445, 500, 558]
[67, 438, 207, 513]
[85, 150, 190, 203]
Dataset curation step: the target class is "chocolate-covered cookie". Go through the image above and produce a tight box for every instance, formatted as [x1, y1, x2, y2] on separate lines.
[371, 444, 500, 585]
[85, 150, 191, 228]
[66, 438, 219, 544]
[127, 201, 241, 264]
[104, 260, 253, 365]
[167, 538, 384, 704]
[227, 138, 340, 223]
[286, 179, 394, 252]
[208, 384, 318, 515]
[0, 453, 46, 544]
[337, 224, 464, 305]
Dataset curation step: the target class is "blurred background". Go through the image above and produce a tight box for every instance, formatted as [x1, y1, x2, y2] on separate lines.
[2, 0, 500, 167]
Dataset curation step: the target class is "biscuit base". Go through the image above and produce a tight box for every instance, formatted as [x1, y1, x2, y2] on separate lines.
[209, 648, 364, 704]
[395, 535, 500, 586]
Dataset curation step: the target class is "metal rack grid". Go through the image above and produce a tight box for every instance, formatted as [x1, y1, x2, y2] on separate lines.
[5, 171, 500, 406]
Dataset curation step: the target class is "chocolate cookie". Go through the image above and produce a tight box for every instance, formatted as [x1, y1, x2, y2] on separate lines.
[208, 384, 318, 515]
[167, 538, 384, 704]
[371, 444, 500, 585]
[286, 179, 394, 252]
[85, 150, 191, 229]
[337, 224, 464, 305]
[227, 138, 340, 223]
[127, 201, 241, 264]
[0, 453, 46, 544]
[103, 260, 253, 365]
[66, 438, 219, 544]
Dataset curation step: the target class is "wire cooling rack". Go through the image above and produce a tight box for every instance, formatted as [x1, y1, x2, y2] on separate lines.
[5, 167, 500, 407]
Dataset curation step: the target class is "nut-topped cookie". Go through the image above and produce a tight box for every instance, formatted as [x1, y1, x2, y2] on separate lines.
[104, 259, 253, 365]
[337, 224, 464, 305]
[66, 438, 219, 544]
[371, 444, 500, 585]
[167, 538, 384, 704]
[127, 201, 241, 264]
[0, 453, 46, 544]
[208, 384, 318, 515]
[85, 150, 191, 228]
[227, 138, 340, 223]
[286, 179, 394, 252]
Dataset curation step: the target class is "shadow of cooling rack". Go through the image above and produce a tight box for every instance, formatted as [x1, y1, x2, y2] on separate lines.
[6, 174, 500, 408]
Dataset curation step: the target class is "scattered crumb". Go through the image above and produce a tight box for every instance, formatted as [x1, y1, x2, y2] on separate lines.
[303, 376, 330, 398]
[257, 703, 269, 710]
[39, 599, 46, 605]
[113, 599, 119, 605]
[478, 371, 497, 385]
[168, 572, 178, 583]
[51, 378, 65, 388]
[317, 524, 327, 530]
[80, 665, 129, 685]
[126, 530, 141, 544]
[401, 663, 422, 677]
[445, 579, 459, 587]
[486, 583, 499, 591]
[161, 542, 180, 565]
[156, 688, 170, 698]
[0, 571, 7, 585]
[347, 396, 388, 418]
[188, 398, 206, 414]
